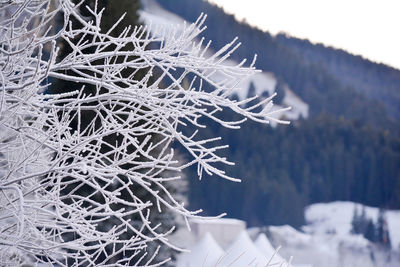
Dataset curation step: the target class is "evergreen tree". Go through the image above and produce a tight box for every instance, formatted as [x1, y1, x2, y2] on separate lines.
[359, 206, 368, 234]
[351, 205, 368, 235]
[247, 81, 256, 98]
[364, 219, 376, 242]
[273, 79, 286, 105]
[351, 205, 361, 234]
[376, 209, 391, 249]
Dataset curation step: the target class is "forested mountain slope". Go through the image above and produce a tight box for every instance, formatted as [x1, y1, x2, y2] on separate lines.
[156, 0, 397, 132]
[277, 34, 400, 120]
[152, 0, 400, 227]
[187, 111, 400, 227]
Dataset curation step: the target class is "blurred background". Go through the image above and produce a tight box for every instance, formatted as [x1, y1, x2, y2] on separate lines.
[140, 0, 400, 266]
[59, 0, 400, 265]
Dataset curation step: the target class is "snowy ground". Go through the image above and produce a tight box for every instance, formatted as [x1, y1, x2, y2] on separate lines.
[304, 201, 400, 250]
[264, 201, 400, 267]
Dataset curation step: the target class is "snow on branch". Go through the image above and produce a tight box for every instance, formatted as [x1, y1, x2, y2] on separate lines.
[0, 0, 288, 265]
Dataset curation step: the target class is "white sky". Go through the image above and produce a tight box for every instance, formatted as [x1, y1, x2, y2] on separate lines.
[208, 0, 400, 70]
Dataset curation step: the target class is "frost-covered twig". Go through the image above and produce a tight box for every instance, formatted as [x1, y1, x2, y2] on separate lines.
[0, 0, 288, 266]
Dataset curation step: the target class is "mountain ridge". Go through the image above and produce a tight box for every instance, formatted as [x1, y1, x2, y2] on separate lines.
[276, 33, 400, 120]
[155, 0, 398, 133]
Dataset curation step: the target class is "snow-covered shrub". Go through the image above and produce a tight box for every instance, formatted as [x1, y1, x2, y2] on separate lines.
[0, 0, 288, 265]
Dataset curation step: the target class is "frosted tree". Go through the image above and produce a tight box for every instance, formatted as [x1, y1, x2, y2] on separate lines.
[51, 0, 185, 264]
[0, 0, 289, 266]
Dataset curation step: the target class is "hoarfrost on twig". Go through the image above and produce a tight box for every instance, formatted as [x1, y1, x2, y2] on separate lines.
[0, 0, 288, 265]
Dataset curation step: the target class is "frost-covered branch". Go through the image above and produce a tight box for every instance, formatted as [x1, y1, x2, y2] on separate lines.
[0, 0, 288, 266]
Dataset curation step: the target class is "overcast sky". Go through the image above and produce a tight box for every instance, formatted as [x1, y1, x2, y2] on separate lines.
[209, 0, 400, 70]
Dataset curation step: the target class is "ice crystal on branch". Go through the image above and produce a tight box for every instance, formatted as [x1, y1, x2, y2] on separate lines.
[0, 0, 288, 265]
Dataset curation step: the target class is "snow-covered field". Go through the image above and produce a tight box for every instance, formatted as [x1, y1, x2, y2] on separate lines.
[304, 201, 400, 250]
[172, 202, 400, 266]
[265, 201, 400, 267]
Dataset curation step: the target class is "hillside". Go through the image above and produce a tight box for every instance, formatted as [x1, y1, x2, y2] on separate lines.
[277, 34, 400, 120]
[147, 0, 400, 227]
[155, 0, 398, 132]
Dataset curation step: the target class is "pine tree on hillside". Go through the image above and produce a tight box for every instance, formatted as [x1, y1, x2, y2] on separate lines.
[247, 81, 256, 99]
[351, 205, 369, 235]
[351, 205, 361, 234]
[359, 206, 368, 234]
[351, 205, 373, 240]
[376, 209, 391, 249]
[364, 219, 376, 242]
[245, 81, 263, 112]
[273, 79, 286, 105]
[351, 206, 392, 248]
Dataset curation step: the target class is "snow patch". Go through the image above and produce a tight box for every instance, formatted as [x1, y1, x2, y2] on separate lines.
[282, 86, 309, 120]
[266, 201, 400, 267]
[304, 201, 400, 250]
[232, 72, 277, 100]
[140, 0, 186, 32]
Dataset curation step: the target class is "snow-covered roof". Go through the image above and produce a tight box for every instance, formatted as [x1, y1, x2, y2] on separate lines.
[190, 218, 245, 225]
[255, 233, 286, 265]
[191, 218, 246, 249]
[173, 219, 289, 266]
[176, 232, 224, 267]
[219, 230, 268, 266]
